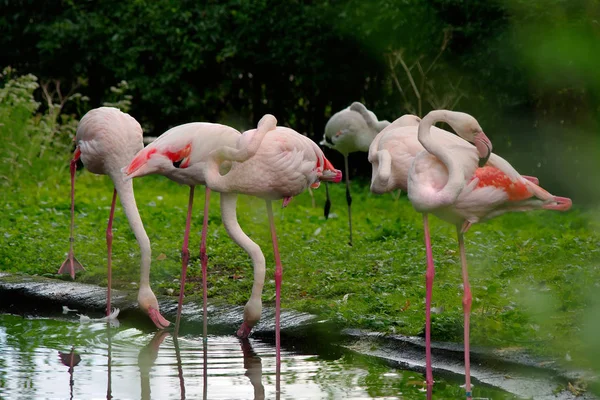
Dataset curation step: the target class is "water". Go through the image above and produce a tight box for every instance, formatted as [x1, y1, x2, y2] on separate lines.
[0, 314, 518, 399]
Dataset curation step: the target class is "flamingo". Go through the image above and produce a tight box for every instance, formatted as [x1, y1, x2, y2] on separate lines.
[371, 110, 571, 398]
[58, 107, 169, 329]
[123, 122, 241, 336]
[204, 114, 342, 366]
[320, 102, 389, 245]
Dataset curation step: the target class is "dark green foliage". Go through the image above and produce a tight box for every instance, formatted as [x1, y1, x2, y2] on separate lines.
[2, 0, 599, 201]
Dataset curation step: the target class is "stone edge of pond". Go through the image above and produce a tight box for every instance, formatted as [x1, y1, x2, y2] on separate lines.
[1, 272, 597, 397]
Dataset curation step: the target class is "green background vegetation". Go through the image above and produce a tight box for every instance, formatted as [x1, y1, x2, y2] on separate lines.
[1, 0, 600, 395]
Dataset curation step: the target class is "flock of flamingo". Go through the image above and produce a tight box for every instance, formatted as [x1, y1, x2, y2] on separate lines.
[58, 103, 571, 399]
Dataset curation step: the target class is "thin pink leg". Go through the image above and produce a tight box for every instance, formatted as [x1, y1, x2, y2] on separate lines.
[59, 150, 84, 279]
[200, 187, 211, 341]
[106, 188, 117, 317]
[266, 200, 282, 376]
[423, 213, 435, 395]
[457, 227, 473, 400]
[175, 185, 195, 336]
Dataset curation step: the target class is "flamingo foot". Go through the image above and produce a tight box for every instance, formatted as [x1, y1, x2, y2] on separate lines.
[282, 196, 293, 208]
[237, 322, 253, 338]
[58, 254, 85, 280]
[148, 307, 171, 330]
[543, 196, 572, 211]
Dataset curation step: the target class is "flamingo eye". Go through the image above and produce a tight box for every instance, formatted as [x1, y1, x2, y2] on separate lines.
[173, 159, 183, 168]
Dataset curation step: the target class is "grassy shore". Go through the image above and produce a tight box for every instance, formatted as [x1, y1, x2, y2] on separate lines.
[2, 166, 600, 376]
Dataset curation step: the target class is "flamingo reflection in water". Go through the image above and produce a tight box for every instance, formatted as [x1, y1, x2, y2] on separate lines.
[58, 346, 81, 400]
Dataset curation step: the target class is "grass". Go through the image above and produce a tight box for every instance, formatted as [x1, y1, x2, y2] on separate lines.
[2, 167, 600, 375]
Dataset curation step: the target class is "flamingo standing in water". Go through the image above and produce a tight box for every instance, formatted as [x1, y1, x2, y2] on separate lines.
[123, 122, 241, 335]
[58, 107, 169, 329]
[204, 114, 342, 366]
[320, 102, 389, 245]
[370, 110, 571, 398]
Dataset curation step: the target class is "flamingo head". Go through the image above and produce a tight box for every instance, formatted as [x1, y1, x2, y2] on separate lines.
[445, 111, 493, 166]
[237, 297, 262, 338]
[123, 141, 193, 180]
[138, 285, 171, 330]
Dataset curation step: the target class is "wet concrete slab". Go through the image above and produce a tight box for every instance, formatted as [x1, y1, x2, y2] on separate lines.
[0, 272, 597, 399]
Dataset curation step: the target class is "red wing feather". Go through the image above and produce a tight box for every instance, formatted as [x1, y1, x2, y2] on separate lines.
[474, 166, 531, 201]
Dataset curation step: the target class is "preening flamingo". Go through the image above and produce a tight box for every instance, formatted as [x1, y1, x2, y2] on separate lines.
[370, 110, 571, 398]
[320, 102, 389, 245]
[59, 107, 169, 329]
[205, 114, 342, 366]
[123, 122, 241, 335]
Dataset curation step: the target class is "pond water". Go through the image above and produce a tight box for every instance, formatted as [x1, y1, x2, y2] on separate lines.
[0, 313, 518, 399]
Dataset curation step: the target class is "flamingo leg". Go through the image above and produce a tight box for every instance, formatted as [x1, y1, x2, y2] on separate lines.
[344, 154, 353, 246]
[59, 150, 84, 279]
[173, 335, 186, 399]
[457, 227, 473, 400]
[266, 200, 282, 373]
[175, 185, 195, 335]
[324, 182, 331, 219]
[202, 336, 208, 400]
[200, 187, 211, 341]
[423, 213, 435, 394]
[308, 187, 315, 208]
[106, 188, 117, 316]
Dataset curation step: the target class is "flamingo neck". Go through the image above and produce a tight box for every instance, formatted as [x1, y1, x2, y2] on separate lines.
[220, 193, 265, 304]
[111, 174, 151, 286]
[418, 110, 464, 206]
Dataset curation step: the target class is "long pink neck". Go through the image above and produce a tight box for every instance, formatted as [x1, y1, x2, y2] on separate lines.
[111, 173, 151, 287]
[220, 192, 265, 303]
[418, 110, 464, 206]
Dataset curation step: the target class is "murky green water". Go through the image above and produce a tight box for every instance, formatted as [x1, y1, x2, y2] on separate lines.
[0, 313, 518, 399]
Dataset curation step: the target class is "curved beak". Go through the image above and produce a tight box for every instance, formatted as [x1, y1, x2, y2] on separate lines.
[474, 131, 492, 167]
[320, 158, 342, 183]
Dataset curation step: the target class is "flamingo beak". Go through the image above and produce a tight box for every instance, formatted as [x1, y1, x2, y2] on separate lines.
[237, 322, 253, 338]
[320, 158, 342, 183]
[148, 306, 171, 330]
[474, 132, 492, 167]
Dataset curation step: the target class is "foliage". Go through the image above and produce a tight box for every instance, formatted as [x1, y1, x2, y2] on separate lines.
[0, 67, 74, 188]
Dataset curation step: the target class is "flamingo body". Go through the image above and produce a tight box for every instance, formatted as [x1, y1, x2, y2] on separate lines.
[124, 121, 242, 335]
[370, 110, 572, 398]
[210, 127, 340, 200]
[320, 102, 389, 245]
[125, 122, 241, 185]
[205, 114, 341, 366]
[60, 106, 169, 329]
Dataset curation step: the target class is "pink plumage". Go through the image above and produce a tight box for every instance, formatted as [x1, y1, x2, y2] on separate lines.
[123, 121, 242, 335]
[204, 114, 341, 369]
[60, 107, 169, 329]
[369, 109, 571, 399]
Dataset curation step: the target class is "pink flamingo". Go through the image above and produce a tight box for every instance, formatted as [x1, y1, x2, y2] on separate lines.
[320, 102, 390, 245]
[370, 110, 571, 398]
[123, 122, 241, 335]
[204, 114, 341, 367]
[59, 107, 169, 329]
